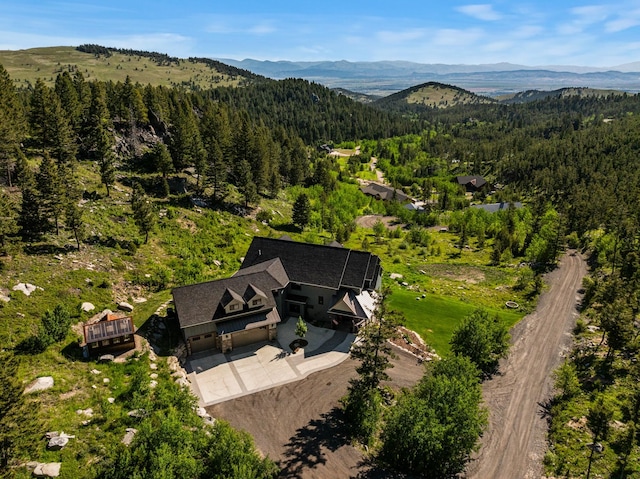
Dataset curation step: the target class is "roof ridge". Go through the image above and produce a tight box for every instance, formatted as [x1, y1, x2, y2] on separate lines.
[338, 249, 351, 288]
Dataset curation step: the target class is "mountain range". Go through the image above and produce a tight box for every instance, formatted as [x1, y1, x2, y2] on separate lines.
[219, 59, 640, 97]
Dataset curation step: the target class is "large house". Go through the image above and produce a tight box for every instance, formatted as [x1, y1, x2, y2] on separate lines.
[172, 236, 382, 356]
[361, 182, 411, 203]
[456, 175, 488, 193]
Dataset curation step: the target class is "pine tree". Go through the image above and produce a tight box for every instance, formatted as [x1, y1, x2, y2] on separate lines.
[0, 65, 25, 187]
[0, 188, 18, 253]
[36, 152, 64, 235]
[28, 78, 52, 152]
[292, 193, 311, 230]
[49, 94, 77, 167]
[18, 165, 47, 240]
[151, 142, 173, 179]
[132, 189, 156, 244]
[204, 138, 227, 201]
[87, 83, 116, 196]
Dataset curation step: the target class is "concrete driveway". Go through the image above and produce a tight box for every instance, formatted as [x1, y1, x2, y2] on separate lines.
[186, 317, 355, 406]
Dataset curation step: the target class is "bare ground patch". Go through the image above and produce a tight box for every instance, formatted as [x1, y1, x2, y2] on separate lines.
[355, 214, 406, 230]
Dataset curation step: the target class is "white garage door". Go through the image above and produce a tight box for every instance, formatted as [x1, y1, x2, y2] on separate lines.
[232, 327, 268, 348]
[189, 333, 217, 354]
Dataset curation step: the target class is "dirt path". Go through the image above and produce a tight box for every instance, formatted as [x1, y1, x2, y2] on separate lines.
[465, 251, 587, 479]
[208, 347, 424, 479]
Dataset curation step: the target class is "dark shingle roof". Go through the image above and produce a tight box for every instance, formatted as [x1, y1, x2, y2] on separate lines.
[456, 175, 487, 189]
[173, 263, 288, 329]
[361, 183, 410, 202]
[240, 237, 381, 291]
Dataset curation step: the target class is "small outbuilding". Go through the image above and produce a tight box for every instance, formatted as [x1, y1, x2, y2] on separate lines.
[83, 313, 136, 356]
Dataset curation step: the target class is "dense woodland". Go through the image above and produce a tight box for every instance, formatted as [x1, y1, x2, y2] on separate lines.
[0, 45, 640, 478]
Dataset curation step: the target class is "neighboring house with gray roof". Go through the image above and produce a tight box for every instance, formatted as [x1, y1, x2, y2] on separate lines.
[456, 175, 488, 192]
[361, 182, 411, 203]
[173, 236, 382, 356]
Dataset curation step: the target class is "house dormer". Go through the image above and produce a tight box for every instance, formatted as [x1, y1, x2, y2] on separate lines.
[220, 288, 245, 315]
[244, 283, 268, 309]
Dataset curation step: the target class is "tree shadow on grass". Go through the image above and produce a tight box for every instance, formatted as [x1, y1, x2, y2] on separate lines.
[279, 407, 350, 478]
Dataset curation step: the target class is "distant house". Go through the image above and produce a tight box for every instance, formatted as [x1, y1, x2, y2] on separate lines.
[470, 201, 523, 213]
[456, 175, 488, 193]
[361, 182, 411, 203]
[172, 236, 382, 356]
[83, 312, 136, 356]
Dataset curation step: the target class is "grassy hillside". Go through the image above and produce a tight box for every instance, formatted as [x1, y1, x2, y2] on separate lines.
[0, 46, 252, 89]
[374, 81, 495, 111]
[497, 87, 626, 104]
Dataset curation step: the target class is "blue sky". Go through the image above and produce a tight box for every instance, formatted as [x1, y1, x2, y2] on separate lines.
[2, 1, 640, 67]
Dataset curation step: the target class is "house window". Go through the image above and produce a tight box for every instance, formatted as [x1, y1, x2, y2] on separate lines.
[229, 303, 238, 311]
[318, 296, 324, 305]
[252, 299, 262, 306]
[204, 334, 212, 339]
[90, 342, 98, 348]
[113, 337, 121, 344]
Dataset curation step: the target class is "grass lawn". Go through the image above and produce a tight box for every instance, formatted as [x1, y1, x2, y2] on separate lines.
[388, 286, 524, 356]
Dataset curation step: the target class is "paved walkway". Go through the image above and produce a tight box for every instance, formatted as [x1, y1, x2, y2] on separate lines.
[185, 318, 355, 406]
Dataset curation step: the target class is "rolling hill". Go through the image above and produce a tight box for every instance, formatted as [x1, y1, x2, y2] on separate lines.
[0, 46, 259, 89]
[373, 82, 495, 111]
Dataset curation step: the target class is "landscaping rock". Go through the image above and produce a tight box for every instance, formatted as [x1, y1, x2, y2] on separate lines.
[81, 302, 95, 312]
[390, 273, 403, 280]
[117, 301, 134, 312]
[149, 363, 158, 370]
[47, 436, 69, 450]
[107, 397, 115, 404]
[31, 462, 61, 477]
[103, 378, 110, 384]
[99, 354, 114, 362]
[90, 369, 101, 375]
[122, 428, 137, 446]
[24, 376, 54, 394]
[12, 282, 38, 296]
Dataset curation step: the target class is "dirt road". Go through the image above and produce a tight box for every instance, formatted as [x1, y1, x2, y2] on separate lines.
[465, 251, 587, 479]
[208, 347, 424, 479]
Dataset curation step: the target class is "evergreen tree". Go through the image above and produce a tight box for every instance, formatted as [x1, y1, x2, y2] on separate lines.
[132, 189, 156, 244]
[151, 142, 173, 178]
[95, 124, 116, 197]
[292, 193, 311, 230]
[204, 138, 227, 201]
[0, 188, 18, 253]
[236, 159, 258, 208]
[0, 64, 25, 187]
[54, 71, 81, 134]
[39, 304, 72, 347]
[18, 166, 47, 240]
[28, 78, 52, 152]
[36, 153, 64, 235]
[49, 93, 77, 166]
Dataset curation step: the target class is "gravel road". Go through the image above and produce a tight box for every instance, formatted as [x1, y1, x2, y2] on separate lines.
[465, 251, 587, 479]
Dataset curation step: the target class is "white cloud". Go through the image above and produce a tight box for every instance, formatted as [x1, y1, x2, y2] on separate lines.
[570, 5, 610, 24]
[457, 4, 502, 21]
[605, 10, 640, 32]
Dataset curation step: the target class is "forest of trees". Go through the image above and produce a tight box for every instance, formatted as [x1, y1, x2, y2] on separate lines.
[2, 51, 640, 477]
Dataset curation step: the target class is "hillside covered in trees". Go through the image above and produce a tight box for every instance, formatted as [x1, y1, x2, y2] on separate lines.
[0, 45, 640, 478]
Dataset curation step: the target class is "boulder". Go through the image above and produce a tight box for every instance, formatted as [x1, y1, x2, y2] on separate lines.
[12, 282, 38, 296]
[76, 408, 93, 417]
[117, 301, 134, 312]
[389, 273, 403, 280]
[81, 302, 95, 312]
[107, 397, 115, 404]
[99, 354, 115, 362]
[122, 428, 137, 446]
[24, 376, 54, 394]
[47, 436, 69, 450]
[31, 462, 61, 477]
[133, 297, 147, 304]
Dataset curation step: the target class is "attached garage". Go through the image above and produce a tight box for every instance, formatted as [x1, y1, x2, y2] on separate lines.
[188, 333, 217, 354]
[232, 327, 268, 348]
